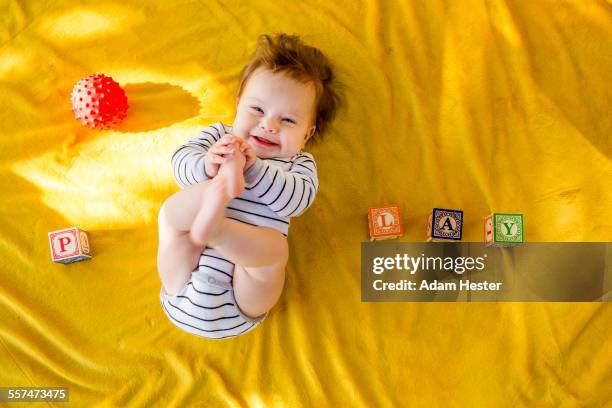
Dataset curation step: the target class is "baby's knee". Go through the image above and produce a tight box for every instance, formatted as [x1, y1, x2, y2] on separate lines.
[157, 200, 170, 226]
[157, 200, 181, 238]
[275, 235, 289, 265]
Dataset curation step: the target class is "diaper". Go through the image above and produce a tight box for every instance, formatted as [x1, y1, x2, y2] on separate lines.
[160, 248, 267, 339]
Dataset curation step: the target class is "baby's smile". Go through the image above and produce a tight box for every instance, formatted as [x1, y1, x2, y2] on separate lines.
[251, 134, 279, 148]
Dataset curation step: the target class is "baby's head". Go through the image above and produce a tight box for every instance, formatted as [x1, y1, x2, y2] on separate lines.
[232, 34, 341, 158]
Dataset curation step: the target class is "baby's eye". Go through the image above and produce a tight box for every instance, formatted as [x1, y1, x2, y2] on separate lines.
[282, 118, 296, 124]
[250, 106, 264, 113]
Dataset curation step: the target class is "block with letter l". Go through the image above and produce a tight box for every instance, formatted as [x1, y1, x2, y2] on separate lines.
[368, 205, 404, 241]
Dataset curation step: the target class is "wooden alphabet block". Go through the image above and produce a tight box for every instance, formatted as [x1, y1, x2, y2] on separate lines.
[49, 227, 92, 264]
[485, 213, 524, 246]
[368, 205, 404, 241]
[427, 208, 463, 241]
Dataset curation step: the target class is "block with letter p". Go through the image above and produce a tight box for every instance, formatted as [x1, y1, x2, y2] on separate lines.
[48, 227, 92, 264]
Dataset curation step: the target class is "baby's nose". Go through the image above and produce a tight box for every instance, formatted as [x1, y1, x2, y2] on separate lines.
[260, 117, 278, 133]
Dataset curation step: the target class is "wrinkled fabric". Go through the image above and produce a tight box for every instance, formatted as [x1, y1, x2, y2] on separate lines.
[0, 0, 610, 406]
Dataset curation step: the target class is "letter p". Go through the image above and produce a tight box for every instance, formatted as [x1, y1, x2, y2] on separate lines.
[59, 237, 72, 253]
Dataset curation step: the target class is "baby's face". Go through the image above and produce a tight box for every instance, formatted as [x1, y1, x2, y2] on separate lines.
[232, 67, 317, 159]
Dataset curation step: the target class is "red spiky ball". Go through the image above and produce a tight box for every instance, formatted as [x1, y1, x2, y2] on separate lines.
[70, 74, 128, 129]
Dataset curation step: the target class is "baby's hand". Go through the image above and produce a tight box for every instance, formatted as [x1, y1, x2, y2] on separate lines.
[237, 139, 257, 171]
[203, 134, 239, 178]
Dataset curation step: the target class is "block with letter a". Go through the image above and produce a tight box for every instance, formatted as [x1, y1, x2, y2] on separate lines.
[427, 207, 463, 242]
[48, 227, 92, 264]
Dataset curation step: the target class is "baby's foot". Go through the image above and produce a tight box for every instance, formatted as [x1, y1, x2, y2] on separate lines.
[190, 143, 246, 246]
[217, 142, 246, 197]
[190, 179, 231, 246]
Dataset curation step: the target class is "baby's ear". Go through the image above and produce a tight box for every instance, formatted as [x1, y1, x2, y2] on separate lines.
[305, 125, 316, 142]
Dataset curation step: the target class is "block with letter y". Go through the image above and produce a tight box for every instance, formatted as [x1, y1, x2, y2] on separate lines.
[484, 213, 524, 246]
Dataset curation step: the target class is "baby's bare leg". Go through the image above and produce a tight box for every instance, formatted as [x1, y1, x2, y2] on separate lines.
[157, 179, 231, 295]
[208, 220, 289, 318]
[159, 145, 287, 315]
[190, 145, 245, 246]
[158, 144, 244, 295]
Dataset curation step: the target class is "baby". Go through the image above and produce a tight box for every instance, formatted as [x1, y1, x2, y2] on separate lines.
[157, 33, 340, 339]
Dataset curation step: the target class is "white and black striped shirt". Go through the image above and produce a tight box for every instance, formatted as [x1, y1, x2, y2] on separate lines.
[171, 122, 319, 236]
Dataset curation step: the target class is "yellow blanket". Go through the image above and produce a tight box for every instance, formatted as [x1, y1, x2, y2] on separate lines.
[1, 0, 610, 406]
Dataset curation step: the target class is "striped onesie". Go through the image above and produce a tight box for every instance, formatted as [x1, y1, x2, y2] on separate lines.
[160, 122, 319, 339]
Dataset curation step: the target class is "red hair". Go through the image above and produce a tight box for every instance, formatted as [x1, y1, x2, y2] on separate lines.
[237, 34, 342, 142]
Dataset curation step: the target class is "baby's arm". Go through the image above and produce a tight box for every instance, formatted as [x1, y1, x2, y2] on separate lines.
[243, 153, 319, 218]
[171, 122, 228, 188]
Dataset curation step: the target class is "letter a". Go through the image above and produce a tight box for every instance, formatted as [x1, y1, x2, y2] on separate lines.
[442, 217, 454, 231]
